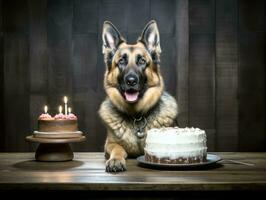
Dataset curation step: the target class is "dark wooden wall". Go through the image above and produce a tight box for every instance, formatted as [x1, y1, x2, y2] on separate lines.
[0, 0, 265, 152]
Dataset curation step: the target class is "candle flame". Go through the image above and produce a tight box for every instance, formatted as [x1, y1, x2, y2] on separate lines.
[64, 96, 68, 104]
[59, 105, 62, 114]
[68, 107, 72, 114]
[44, 105, 48, 114]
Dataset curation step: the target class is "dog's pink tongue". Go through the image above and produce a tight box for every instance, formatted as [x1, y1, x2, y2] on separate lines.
[124, 91, 139, 102]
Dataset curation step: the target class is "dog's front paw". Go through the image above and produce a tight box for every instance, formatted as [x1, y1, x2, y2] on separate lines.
[106, 158, 126, 172]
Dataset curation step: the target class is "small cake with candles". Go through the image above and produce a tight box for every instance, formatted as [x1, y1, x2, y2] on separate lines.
[37, 97, 78, 133]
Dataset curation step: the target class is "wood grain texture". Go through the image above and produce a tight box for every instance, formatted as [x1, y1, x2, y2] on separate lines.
[72, 0, 102, 152]
[127, 0, 150, 34]
[189, 0, 216, 150]
[0, 152, 266, 191]
[47, 0, 73, 114]
[28, 0, 48, 151]
[151, 0, 175, 35]
[3, 0, 30, 151]
[215, 0, 238, 151]
[238, 0, 265, 151]
[176, 0, 189, 127]
[0, 0, 265, 152]
[72, 17, 103, 151]
[99, 0, 127, 34]
[151, 0, 177, 95]
[28, 0, 48, 93]
[0, 0, 4, 151]
[73, 0, 98, 34]
[160, 34, 177, 96]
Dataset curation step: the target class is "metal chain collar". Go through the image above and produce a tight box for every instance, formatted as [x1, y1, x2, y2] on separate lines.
[133, 116, 147, 139]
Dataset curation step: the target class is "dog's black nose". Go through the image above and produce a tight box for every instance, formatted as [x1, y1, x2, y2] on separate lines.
[125, 75, 138, 86]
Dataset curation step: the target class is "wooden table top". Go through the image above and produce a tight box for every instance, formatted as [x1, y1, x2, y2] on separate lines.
[0, 152, 266, 191]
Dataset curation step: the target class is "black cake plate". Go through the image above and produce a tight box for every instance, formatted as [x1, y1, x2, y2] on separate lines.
[137, 153, 222, 169]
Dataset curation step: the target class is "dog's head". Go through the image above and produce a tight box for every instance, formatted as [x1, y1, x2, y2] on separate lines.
[102, 20, 164, 115]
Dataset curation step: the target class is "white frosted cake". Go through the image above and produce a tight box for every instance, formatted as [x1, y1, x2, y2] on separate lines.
[144, 127, 207, 164]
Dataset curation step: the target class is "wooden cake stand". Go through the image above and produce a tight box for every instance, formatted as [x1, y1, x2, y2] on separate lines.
[26, 132, 86, 162]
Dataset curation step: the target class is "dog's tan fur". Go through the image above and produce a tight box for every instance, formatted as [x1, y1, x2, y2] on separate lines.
[99, 20, 178, 172]
[99, 92, 177, 154]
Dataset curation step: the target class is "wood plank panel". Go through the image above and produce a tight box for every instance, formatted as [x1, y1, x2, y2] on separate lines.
[0, 0, 265, 152]
[47, 0, 73, 115]
[99, 0, 127, 34]
[73, 0, 98, 34]
[72, 0, 105, 151]
[28, 0, 48, 94]
[127, 0, 150, 35]
[151, 0, 175, 35]
[71, 92, 105, 152]
[72, 35, 98, 93]
[176, 0, 189, 127]
[0, 0, 4, 151]
[28, 0, 48, 152]
[95, 47, 107, 151]
[72, 34, 100, 151]
[189, 0, 216, 151]
[3, 0, 30, 151]
[150, 0, 177, 96]
[4, 35, 30, 152]
[127, 0, 150, 43]
[3, 0, 29, 34]
[215, 0, 238, 151]
[159, 34, 177, 96]
[238, 0, 265, 151]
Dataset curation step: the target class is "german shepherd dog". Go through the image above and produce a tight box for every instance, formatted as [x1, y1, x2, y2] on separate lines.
[99, 20, 178, 172]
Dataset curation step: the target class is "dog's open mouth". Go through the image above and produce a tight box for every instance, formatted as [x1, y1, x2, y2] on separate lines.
[124, 89, 139, 103]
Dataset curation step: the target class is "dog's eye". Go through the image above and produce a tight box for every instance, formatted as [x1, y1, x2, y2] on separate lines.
[118, 58, 126, 66]
[138, 57, 146, 66]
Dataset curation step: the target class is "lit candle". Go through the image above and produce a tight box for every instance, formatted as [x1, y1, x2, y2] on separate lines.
[64, 96, 68, 115]
[44, 105, 48, 114]
[59, 105, 63, 114]
[68, 107, 72, 114]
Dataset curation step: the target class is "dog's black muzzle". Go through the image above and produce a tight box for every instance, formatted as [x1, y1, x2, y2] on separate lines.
[120, 71, 141, 103]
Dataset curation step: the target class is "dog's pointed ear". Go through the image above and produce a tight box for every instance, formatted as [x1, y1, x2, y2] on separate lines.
[102, 21, 125, 54]
[138, 20, 161, 54]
